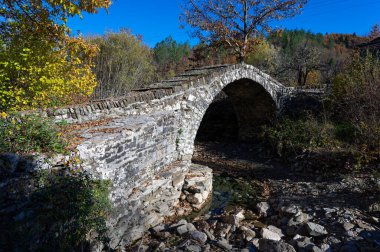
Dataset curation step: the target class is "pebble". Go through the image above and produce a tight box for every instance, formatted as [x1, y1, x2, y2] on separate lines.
[261, 228, 282, 241]
[177, 224, 188, 235]
[186, 223, 197, 232]
[186, 244, 202, 252]
[256, 202, 270, 217]
[305, 222, 328, 236]
[259, 239, 296, 252]
[189, 231, 207, 244]
[281, 205, 299, 216]
[203, 229, 215, 240]
[267, 225, 285, 237]
[343, 222, 355, 231]
[216, 238, 233, 250]
[288, 212, 311, 226]
[240, 226, 256, 241]
[186, 193, 203, 205]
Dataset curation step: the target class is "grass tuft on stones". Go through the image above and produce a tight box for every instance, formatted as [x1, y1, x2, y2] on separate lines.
[0, 113, 67, 155]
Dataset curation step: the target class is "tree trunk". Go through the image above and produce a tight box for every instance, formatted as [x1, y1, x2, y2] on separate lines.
[239, 52, 245, 63]
[297, 69, 303, 86]
[303, 71, 309, 86]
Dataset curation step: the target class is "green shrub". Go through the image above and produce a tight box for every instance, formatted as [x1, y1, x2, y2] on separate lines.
[262, 115, 378, 170]
[262, 116, 340, 157]
[0, 114, 66, 154]
[3, 169, 112, 251]
[334, 123, 357, 143]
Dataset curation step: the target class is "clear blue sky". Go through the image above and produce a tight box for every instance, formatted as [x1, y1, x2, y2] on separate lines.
[68, 0, 380, 48]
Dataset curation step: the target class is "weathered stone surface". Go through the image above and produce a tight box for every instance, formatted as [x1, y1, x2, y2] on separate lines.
[267, 225, 285, 238]
[288, 212, 311, 226]
[369, 203, 380, 212]
[261, 228, 282, 241]
[305, 222, 328, 237]
[223, 210, 245, 227]
[186, 244, 202, 252]
[216, 238, 233, 250]
[186, 223, 197, 232]
[280, 205, 299, 216]
[240, 226, 256, 241]
[256, 202, 271, 217]
[189, 231, 207, 244]
[177, 224, 188, 236]
[183, 164, 213, 210]
[259, 239, 296, 252]
[186, 194, 203, 204]
[343, 222, 355, 231]
[80, 64, 297, 247]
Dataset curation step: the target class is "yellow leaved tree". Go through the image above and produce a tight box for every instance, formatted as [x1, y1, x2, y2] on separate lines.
[0, 0, 111, 111]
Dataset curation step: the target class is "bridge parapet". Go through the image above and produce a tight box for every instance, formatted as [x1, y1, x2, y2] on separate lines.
[41, 64, 294, 123]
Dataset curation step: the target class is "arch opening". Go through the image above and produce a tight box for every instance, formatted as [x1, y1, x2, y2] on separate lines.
[194, 78, 277, 144]
[189, 77, 279, 213]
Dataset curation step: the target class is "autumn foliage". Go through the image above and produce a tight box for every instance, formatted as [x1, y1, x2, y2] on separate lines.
[181, 0, 306, 62]
[0, 0, 111, 112]
[89, 30, 157, 99]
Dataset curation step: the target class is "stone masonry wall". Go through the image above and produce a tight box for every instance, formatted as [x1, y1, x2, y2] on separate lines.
[74, 111, 183, 246]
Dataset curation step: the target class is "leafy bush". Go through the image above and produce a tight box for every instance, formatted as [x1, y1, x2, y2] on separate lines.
[331, 51, 380, 150]
[2, 169, 111, 251]
[334, 123, 357, 143]
[0, 114, 66, 154]
[246, 40, 280, 75]
[262, 114, 378, 171]
[262, 116, 340, 157]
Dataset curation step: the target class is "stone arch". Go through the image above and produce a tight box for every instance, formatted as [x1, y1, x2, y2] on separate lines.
[177, 64, 286, 160]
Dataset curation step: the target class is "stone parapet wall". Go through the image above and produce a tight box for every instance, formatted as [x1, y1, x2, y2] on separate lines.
[38, 64, 294, 124]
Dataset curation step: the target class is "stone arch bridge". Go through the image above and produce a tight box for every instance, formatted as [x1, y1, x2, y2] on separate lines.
[42, 64, 323, 247]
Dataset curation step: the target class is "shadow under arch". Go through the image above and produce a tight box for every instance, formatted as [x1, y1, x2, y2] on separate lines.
[195, 78, 277, 143]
